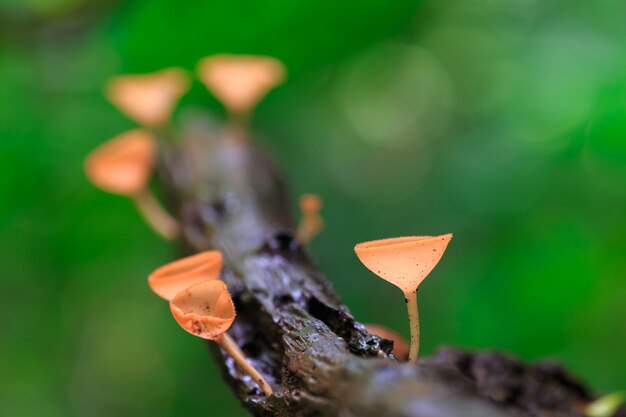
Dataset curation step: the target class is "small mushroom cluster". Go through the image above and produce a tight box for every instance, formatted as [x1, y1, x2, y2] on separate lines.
[85, 54, 325, 244]
[84, 54, 287, 240]
[148, 251, 273, 396]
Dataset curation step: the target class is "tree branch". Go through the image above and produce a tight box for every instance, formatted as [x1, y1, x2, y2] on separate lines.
[156, 112, 614, 417]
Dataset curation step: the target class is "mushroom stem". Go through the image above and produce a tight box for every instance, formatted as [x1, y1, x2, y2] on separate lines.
[405, 290, 420, 363]
[216, 333, 273, 396]
[296, 214, 322, 243]
[133, 189, 179, 239]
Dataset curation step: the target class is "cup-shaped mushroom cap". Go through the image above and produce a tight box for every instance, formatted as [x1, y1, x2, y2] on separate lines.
[106, 68, 189, 127]
[170, 280, 236, 340]
[197, 54, 286, 113]
[354, 234, 453, 294]
[85, 129, 155, 196]
[148, 251, 223, 300]
[299, 194, 322, 213]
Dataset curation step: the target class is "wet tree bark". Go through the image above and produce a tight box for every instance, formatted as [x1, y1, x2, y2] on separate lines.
[156, 112, 620, 417]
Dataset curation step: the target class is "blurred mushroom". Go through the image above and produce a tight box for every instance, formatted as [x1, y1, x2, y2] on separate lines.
[170, 280, 273, 396]
[354, 234, 453, 363]
[197, 54, 286, 126]
[148, 251, 222, 300]
[84, 129, 179, 239]
[365, 324, 410, 361]
[106, 68, 190, 128]
[296, 194, 324, 244]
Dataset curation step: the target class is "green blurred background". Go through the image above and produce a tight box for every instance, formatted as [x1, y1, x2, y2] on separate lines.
[1, 0, 625, 416]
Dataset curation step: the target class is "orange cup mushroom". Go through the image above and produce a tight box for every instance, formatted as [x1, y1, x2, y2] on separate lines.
[197, 54, 286, 126]
[170, 280, 273, 396]
[106, 68, 190, 128]
[84, 129, 179, 239]
[148, 251, 222, 300]
[296, 194, 324, 244]
[354, 234, 453, 363]
[365, 324, 410, 362]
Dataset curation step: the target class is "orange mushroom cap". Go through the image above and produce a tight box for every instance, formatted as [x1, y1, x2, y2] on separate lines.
[170, 280, 236, 340]
[84, 129, 155, 196]
[365, 324, 410, 361]
[299, 194, 323, 213]
[354, 234, 453, 294]
[197, 54, 286, 113]
[106, 68, 190, 127]
[148, 251, 223, 301]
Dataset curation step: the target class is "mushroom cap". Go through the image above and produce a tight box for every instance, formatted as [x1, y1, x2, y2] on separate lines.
[84, 129, 155, 196]
[148, 251, 223, 300]
[106, 68, 189, 127]
[299, 194, 323, 213]
[354, 234, 453, 294]
[365, 324, 409, 361]
[197, 54, 286, 113]
[170, 280, 236, 340]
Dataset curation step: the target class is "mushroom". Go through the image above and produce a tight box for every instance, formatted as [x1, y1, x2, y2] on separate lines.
[296, 194, 324, 244]
[84, 129, 179, 239]
[365, 324, 410, 361]
[170, 280, 273, 396]
[148, 251, 222, 300]
[354, 234, 453, 363]
[197, 54, 286, 126]
[106, 68, 190, 128]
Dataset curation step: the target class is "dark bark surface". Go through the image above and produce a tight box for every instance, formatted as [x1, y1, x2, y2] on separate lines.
[156, 112, 621, 417]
